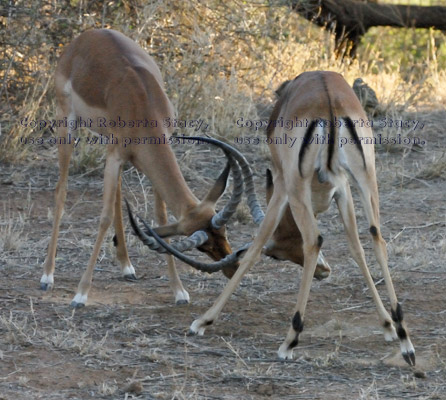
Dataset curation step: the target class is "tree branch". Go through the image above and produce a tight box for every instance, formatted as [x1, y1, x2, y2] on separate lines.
[291, 0, 446, 57]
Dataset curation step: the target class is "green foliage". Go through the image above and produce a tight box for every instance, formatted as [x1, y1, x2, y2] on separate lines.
[363, 26, 446, 77]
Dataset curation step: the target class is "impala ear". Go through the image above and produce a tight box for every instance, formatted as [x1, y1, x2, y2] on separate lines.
[202, 162, 230, 204]
[266, 168, 273, 205]
[152, 222, 181, 238]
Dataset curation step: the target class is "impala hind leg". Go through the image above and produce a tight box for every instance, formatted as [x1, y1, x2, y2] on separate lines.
[71, 154, 122, 308]
[277, 183, 321, 360]
[189, 177, 288, 335]
[335, 182, 398, 338]
[355, 175, 415, 366]
[41, 115, 74, 290]
[153, 190, 190, 304]
[113, 174, 137, 280]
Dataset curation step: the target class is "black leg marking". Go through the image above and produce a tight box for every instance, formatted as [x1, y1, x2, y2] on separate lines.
[320, 75, 336, 172]
[292, 311, 304, 333]
[370, 225, 378, 237]
[391, 303, 404, 323]
[298, 119, 318, 177]
[391, 303, 412, 362]
[344, 117, 367, 169]
[288, 312, 304, 350]
[327, 114, 336, 172]
[266, 168, 273, 190]
[391, 303, 406, 339]
[383, 320, 392, 329]
[205, 320, 214, 326]
[397, 325, 408, 340]
[112, 234, 118, 247]
[317, 235, 324, 248]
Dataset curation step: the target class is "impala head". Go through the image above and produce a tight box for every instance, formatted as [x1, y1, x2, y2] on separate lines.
[129, 136, 263, 279]
[142, 160, 239, 278]
[263, 169, 331, 280]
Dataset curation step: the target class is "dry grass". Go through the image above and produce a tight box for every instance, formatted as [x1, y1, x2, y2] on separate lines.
[417, 153, 446, 180]
[1, 1, 446, 166]
[1, 136, 445, 398]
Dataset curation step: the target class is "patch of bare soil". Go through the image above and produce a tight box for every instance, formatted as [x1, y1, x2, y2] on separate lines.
[0, 123, 445, 399]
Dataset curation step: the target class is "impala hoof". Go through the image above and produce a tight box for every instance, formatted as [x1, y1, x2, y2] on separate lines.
[277, 344, 294, 360]
[40, 274, 54, 290]
[70, 293, 87, 309]
[175, 290, 190, 305]
[383, 323, 397, 342]
[401, 339, 416, 366]
[70, 301, 85, 309]
[40, 282, 53, 291]
[124, 273, 138, 281]
[403, 351, 416, 367]
[122, 265, 136, 281]
[189, 320, 206, 336]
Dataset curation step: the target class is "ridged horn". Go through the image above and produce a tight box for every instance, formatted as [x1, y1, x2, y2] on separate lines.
[210, 151, 244, 229]
[126, 199, 209, 253]
[186, 136, 265, 225]
[139, 216, 250, 273]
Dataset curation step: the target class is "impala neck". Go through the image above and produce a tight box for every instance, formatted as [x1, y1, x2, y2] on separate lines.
[132, 140, 199, 219]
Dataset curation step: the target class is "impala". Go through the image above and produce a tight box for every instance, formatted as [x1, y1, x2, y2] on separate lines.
[40, 29, 252, 308]
[264, 168, 331, 280]
[146, 71, 416, 366]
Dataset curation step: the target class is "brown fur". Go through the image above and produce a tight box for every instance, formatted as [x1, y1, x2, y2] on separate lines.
[42, 29, 236, 307]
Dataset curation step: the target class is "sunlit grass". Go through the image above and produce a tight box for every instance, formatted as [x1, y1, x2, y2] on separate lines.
[1, 0, 445, 164]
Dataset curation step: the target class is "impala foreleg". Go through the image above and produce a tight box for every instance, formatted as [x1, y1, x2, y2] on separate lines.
[154, 190, 190, 304]
[41, 116, 74, 290]
[189, 178, 288, 335]
[71, 154, 122, 308]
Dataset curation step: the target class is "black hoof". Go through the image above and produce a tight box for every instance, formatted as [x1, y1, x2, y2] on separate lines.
[176, 299, 189, 305]
[403, 351, 416, 367]
[187, 329, 198, 336]
[70, 301, 85, 309]
[40, 282, 51, 291]
[124, 273, 138, 281]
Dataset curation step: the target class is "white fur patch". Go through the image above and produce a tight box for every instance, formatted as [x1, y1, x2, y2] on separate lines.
[401, 338, 415, 356]
[175, 289, 190, 304]
[72, 292, 88, 305]
[122, 264, 136, 276]
[190, 319, 206, 336]
[277, 343, 294, 360]
[40, 273, 54, 285]
[384, 324, 398, 342]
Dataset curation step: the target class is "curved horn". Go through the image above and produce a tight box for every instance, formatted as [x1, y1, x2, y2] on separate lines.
[126, 200, 209, 254]
[186, 136, 265, 225]
[210, 151, 244, 229]
[140, 216, 250, 273]
[168, 230, 209, 252]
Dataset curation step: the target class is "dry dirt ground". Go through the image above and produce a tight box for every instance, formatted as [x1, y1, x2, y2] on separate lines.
[0, 121, 445, 399]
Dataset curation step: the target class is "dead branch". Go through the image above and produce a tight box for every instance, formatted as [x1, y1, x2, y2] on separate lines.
[290, 0, 446, 57]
